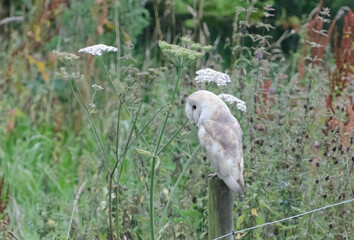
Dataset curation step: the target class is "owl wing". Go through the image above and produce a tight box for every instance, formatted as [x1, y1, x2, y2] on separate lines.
[201, 118, 244, 195]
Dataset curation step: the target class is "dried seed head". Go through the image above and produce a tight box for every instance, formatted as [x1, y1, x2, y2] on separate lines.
[254, 124, 265, 131]
[255, 139, 264, 146]
[336, 128, 341, 134]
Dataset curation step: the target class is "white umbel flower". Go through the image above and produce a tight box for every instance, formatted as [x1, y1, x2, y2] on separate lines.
[78, 44, 118, 56]
[218, 93, 247, 112]
[195, 68, 231, 86]
[91, 84, 104, 90]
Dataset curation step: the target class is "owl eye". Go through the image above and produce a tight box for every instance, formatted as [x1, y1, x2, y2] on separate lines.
[192, 105, 197, 110]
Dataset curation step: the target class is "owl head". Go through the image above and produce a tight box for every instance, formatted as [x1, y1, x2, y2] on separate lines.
[185, 90, 230, 126]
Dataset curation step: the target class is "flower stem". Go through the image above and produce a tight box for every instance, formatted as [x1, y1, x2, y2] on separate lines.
[70, 79, 111, 172]
[99, 57, 152, 151]
[149, 67, 182, 240]
[157, 145, 200, 233]
[109, 102, 122, 239]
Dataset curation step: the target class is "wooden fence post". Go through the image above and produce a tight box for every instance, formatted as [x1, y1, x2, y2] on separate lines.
[208, 177, 234, 240]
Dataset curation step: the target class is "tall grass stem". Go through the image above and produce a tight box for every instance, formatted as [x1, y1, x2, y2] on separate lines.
[70, 79, 111, 172]
[150, 67, 182, 240]
[157, 145, 201, 234]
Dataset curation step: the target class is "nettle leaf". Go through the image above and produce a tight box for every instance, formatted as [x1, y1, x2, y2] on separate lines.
[251, 208, 258, 216]
[256, 212, 265, 225]
[236, 214, 246, 229]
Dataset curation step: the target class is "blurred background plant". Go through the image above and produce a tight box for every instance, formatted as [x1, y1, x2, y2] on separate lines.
[0, 0, 353, 239]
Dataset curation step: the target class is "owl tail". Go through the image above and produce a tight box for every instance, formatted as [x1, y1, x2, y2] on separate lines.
[223, 176, 244, 196]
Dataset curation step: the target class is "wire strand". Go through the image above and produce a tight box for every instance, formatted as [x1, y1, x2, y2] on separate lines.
[213, 198, 354, 240]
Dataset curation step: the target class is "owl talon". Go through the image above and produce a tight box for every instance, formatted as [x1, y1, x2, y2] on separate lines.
[208, 173, 218, 179]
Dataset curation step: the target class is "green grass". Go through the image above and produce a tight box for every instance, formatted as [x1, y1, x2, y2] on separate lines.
[1, 0, 353, 239]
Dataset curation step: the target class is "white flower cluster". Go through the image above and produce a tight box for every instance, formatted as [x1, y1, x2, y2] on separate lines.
[218, 93, 247, 112]
[91, 84, 104, 90]
[195, 68, 231, 86]
[52, 50, 80, 61]
[78, 44, 118, 56]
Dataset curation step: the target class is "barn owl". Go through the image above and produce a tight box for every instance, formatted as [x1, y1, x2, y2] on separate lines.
[185, 90, 244, 195]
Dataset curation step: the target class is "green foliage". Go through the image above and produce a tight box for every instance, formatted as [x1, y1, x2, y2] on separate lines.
[0, 0, 353, 239]
[175, 0, 238, 16]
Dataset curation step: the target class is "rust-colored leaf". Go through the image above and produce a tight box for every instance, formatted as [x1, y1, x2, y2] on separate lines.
[28, 55, 49, 82]
[325, 9, 354, 144]
[96, 0, 110, 35]
[6, 109, 16, 133]
[256, 79, 275, 119]
[0, 176, 10, 223]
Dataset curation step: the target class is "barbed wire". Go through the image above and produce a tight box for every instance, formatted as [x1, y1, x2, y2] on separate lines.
[213, 198, 354, 240]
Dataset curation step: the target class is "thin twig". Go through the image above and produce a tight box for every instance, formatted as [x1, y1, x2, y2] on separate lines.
[115, 104, 167, 185]
[71, 79, 111, 172]
[108, 102, 122, 240]
[114, 1, 121, 82]
[157, 119, 189, 155]
[150, 67, 182, 240]
[66, 182, 86, 240]
[7, 231, 19, 240]
[46, 31, 62, 122]
[108, 102, 142, 240]
[0, 16, 23, 25]
[157, 145, 201, 233]
[99, 57, 152, 152]
[12, 197, 23, 239]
